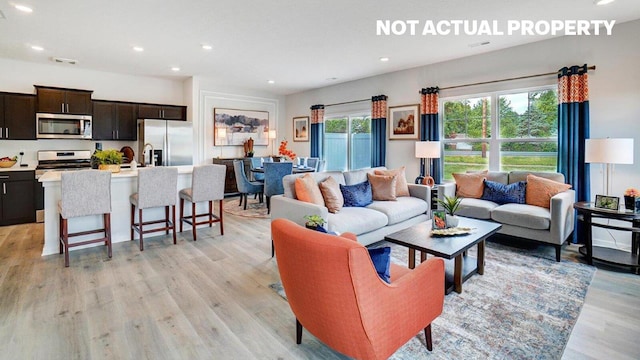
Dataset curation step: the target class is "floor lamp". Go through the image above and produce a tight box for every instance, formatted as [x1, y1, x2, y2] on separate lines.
[585, 138, 634, 195]
[216, 128, 227, 158]
[269, 130, 277, 156]
[415, 141, 441, 186]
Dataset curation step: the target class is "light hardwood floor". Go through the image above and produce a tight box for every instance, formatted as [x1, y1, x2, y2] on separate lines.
[0, 212, 638, 359]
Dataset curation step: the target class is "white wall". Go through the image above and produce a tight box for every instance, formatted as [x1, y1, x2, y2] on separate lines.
[0, 58, 186, 164]
[284, 19, 640, 249]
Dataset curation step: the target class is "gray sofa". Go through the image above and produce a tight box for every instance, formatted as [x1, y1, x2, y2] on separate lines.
[270, 167, 431, 246]
[439, 171, 575, 261]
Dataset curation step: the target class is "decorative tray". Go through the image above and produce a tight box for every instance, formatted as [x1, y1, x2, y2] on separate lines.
[431, 227, 475, 236]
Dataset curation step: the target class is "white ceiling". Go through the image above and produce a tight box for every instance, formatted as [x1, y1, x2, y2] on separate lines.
[1, 0, 639, 95]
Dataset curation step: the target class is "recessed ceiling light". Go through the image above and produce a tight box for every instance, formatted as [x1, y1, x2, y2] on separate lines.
[326, 77, 338, 81]
[469, 41, 491, 48]
[202, 44, 213, 50]
[14, 4, 33, 13]
[133, 46, 144, 52]
[595, 0, 615, 5]
[267, 80, 275, 84]
[379, 57, 389, 62]
[171, 67, 180, 72]
[31, 45, 44, 51]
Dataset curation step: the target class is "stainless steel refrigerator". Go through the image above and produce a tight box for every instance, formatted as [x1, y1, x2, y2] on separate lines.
[137, 119, 193, 166]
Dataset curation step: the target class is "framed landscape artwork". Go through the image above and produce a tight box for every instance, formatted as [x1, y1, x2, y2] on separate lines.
[594, 195, 619, 210]
[293, 116, 309, 142]
[389, 104, 419, 140]
[214, 108, 270, 146]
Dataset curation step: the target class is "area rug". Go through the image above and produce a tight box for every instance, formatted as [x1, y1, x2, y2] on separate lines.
[270, 240, 595, 359]
[223, 197, 269, 219]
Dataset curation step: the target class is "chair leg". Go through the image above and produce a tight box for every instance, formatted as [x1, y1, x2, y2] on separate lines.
[172, 205, 177, 245]
[296, 318, 303, 344]
[219, 199, 224, 235]
[271, 239, 274, 258]
[555, 244, 562, 262]
[192, 202, 197, 241]
[165, 206, 170, 235]
[267, 196, 271, 214]
[59, 214, 63, 255]
[208, 201, 213, 228]
[61, 217, 69, 267]
[139, 208, 144, 251]
[239, 194, 243, 207]
[130, 204, 135, 241]
[425, 324, 433, 351]
[179, 198, 184, 232]
[243, 194, 248, 210]
[105, 213, 112, 259]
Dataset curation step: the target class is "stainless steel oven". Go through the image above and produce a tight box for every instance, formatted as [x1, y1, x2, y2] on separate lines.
[36, 113, 92, 139]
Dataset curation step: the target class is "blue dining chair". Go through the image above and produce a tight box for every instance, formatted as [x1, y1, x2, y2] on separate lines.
[233, 160, 264, 210]
[249, 157, 265, 182]
[263, 162, 293, 214]
[306, 157, 319, 172]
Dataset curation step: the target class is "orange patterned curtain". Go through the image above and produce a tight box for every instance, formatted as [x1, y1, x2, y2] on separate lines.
[310, 104, 325, 157]
[371, 95, 387, 167]
[419, 87, 440, 182]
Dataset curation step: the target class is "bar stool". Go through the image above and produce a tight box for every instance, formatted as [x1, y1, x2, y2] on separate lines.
[179, 164, 226, 240]
[130, 167, 178, 251]
[58, 170, 112, 267]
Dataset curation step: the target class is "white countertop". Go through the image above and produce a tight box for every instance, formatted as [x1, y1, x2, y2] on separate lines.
[0, 164, 37, 172]
[38, 165, 194, 182]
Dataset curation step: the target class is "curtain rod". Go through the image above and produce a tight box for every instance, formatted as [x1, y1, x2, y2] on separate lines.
[436, 65, 596, 91]
[325, 98, 370, 107]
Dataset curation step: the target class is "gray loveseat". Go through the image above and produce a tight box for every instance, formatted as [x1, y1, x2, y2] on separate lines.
[270, 167, 431, 246]
[439, 171, 575, 261]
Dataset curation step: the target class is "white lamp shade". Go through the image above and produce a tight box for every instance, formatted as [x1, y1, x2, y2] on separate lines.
[415, 141, 441, 159]
[585, 138, 634, 164]
[269, 130, 277, 139]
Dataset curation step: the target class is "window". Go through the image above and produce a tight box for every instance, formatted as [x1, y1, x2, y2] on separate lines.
[441, 86, 558, 181]
[324, 113, 372, 171]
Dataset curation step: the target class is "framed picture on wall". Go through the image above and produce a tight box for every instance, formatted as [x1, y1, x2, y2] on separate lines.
[293, 116, 309, 142]
[594, 195, 619, 210]
[214, 108, 270, 146]
[388, 104, 419, 140]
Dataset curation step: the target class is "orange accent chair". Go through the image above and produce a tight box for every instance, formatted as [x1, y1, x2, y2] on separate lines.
[271, 219, 445, 359]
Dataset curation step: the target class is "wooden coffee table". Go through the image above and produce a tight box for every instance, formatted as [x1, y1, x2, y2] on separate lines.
[384, 217, 501, 294]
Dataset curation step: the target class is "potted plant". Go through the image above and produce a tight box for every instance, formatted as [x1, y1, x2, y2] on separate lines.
[92, 149, 123, 173]
[304, 215, 327, 232]
[624, 187, 639, 211]
[436, 195, 462, 228]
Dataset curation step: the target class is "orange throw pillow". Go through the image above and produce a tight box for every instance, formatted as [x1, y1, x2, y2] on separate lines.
[295, 174, 325, 206]
[367, 173, 397, 201]
[374, 166, 410, 197]
[525, 174, 572, 209]
[318, 176, 344, 213]
[452, 171, 488, 199]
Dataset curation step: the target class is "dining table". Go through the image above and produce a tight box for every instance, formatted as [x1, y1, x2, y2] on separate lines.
[251, 165, 315, 174]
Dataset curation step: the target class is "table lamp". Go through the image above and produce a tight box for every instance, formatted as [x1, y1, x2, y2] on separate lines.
[269, 129, 277, 155]
[585, 138, 634, 195]
[415, 141, 441, 186]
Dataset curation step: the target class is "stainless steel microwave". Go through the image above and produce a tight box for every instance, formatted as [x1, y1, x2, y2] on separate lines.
[36, 113, 92, 139]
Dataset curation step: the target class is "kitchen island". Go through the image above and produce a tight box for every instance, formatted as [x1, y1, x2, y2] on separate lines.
[38, 166, 207, 256]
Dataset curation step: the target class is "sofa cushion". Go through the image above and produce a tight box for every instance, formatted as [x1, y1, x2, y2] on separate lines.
[367, 197, 429, 225]
[509, 171, 565, 184]
[481, 180, 526, 205]
[374, 167, 410, 197]
[340, 181, 373, 207]
[453, 170, 488, 198]
[327, 207, 389, 235]
[468, 170, 508, 184]
[525, 174, 571, 209]
[294, 174, 325, 206]
[456, 198, 499, 219]
[283, 172, 345, 199]
[491, 204, 551, 230]
[367, 173, 397, 201]
[318, 176, 344, 213]
[368, 247, 391, 283]
[343, 167, 386, 185]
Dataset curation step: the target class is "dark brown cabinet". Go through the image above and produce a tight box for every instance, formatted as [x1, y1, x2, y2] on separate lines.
[0, 93, 36, 140]
[35, 86, 92, 115]
[212, 158, 251, 194]
[138, 104, 186, 121]
[0, 171, 36, 225]
[92, 101, 137, 140]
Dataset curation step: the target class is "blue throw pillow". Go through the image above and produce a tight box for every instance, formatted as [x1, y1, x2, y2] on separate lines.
[481, 180, 526, 205]
[367, 247, 391, 283]
[340, 181, 373, 207]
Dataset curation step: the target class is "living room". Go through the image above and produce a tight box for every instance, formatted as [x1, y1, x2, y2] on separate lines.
[0, 1, 639, 359]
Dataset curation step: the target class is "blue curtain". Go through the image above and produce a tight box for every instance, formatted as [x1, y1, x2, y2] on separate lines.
[557, 65, 590, 244]
[371, 95, 387, 167]
[310, 105, 324, 158]
[420, 87, 441, 183]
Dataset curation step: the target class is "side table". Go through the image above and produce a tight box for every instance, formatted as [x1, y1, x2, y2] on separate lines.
[574, 201, 640, 273]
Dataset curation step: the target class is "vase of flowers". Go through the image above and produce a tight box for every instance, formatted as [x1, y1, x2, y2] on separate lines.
[278, 139, 296, 162]
[624, 188, 639, 211]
